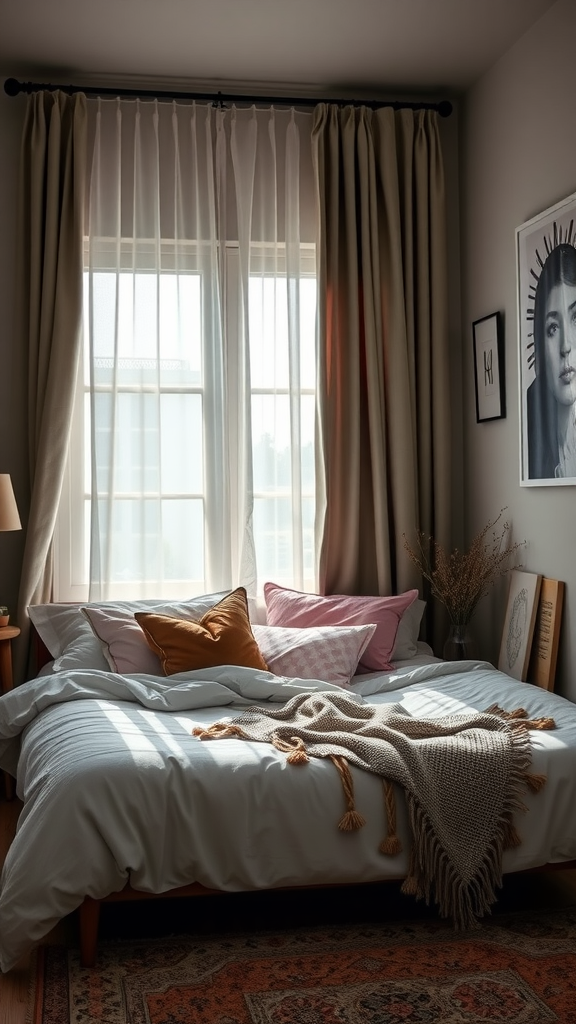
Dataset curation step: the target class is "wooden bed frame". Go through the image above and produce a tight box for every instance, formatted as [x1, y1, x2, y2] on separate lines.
[31, 629, 392, 966]
[25, 626, 576, 967]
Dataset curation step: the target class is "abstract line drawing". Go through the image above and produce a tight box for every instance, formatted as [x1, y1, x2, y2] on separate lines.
[498, 570, 542, 681]
[506, 587, 528, 669]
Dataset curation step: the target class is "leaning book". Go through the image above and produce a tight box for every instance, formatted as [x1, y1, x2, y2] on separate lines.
[527, 577, 565, 691]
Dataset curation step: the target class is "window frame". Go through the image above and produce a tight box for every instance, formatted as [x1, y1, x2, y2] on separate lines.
[54, 238, 318, 602]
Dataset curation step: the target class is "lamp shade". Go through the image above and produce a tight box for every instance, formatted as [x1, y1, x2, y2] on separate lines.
[0, 474, 21, 532]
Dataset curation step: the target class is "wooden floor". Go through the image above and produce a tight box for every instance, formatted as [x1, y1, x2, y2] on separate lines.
[2, 792, 576, 1024]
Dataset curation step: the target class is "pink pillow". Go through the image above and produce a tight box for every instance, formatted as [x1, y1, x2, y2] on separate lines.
[263, 583, 419, 673]
[253, 623, 376, 688]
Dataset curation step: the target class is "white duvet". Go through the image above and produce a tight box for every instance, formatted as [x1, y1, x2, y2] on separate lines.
[1, 657, 576, 972]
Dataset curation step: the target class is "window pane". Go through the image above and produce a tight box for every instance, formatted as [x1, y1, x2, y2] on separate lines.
[299, 278, 317, 390]
[248, 275, 317, 390]
[90, 392, 203, 494]
[163, 499, 205, 582]
[300, 395, 316, 490]
[252, 394, 315, 494]
[84, 271, 202, 388]
[252, 395, 291, 491]
[93, 498, 204, 584]
[249, 277, 289, 389]
[92, 392, 160, 492]
[253, 495, 315, 585]
[161, 395, 203, 493]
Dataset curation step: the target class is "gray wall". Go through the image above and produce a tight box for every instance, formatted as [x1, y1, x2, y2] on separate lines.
[461, 0, 576, 697]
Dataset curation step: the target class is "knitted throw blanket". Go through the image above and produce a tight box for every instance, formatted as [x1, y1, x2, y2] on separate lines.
[194, 691, 555, 928]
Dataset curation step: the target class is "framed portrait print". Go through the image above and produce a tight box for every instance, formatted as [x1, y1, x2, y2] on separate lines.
[472, 312, 505, 422]
[517, 189, 576, 486]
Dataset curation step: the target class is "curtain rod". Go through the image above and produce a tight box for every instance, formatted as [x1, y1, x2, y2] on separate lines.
[3, 77, 452, 117]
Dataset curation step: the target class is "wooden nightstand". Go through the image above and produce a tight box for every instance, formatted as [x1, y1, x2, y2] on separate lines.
[0, 625, 20, 800]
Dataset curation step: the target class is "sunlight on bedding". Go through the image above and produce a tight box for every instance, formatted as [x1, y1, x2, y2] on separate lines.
[400, 688, 479, 717]
[135, 708, 188, 757]
[98, 702, 164, 763]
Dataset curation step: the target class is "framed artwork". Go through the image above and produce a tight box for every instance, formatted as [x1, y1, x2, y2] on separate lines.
[472, 312, 505, 422]
[498, 570, 542, 682]
[517, 189, 576, 485]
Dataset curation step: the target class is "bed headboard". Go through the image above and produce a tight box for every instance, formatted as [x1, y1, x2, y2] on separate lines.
[31, 626, 53, 674]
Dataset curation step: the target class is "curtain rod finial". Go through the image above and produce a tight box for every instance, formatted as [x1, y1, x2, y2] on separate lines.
[4, 78, 21, 97]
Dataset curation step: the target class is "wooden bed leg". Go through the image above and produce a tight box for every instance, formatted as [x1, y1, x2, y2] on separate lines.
[78, 896, 101, 967]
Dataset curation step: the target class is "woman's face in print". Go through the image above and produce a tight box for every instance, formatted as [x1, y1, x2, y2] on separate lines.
[543, 281, 576, 407]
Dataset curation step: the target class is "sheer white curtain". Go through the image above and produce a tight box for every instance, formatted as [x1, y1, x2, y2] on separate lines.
[82, 98, 318, 602]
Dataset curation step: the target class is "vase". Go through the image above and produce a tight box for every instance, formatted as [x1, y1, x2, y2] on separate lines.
[443, 623, 476, 661]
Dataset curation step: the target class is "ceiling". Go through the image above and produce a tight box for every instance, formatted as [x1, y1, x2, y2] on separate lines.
[0, 0, 558, 99]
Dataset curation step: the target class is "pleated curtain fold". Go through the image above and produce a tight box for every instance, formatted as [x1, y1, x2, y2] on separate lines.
[312, 105, 451, 647]
[15, 90, 87, 679]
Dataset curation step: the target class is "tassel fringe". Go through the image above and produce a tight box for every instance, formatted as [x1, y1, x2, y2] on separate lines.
[525, 717, 555, 731]
[401, 875, 419, 897]
[523, 771, 547, 793]
[339, 809, 366, 831]
[379, 779, 402, 856]
[485, 705, 555, 732]
[286, 749, 309, 765]
[380, 834, 402, 856]
[502, 820, 522, 849]
[272, 735, 309, 764]
[192, 722, 247, 740]
[330, 755, 365, 831]
[485, 704, 527, 720]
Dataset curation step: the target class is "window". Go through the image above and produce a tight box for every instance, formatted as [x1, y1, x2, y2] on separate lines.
[55, 99, 319, 602]
[55, 240, 318, 602]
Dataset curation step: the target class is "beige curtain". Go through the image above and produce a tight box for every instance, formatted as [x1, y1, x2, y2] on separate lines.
[312, 104, 451, 646]
[15, 90, 87, 679]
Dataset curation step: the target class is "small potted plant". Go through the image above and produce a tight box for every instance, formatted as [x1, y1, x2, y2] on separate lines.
[0, 606, 9, 627]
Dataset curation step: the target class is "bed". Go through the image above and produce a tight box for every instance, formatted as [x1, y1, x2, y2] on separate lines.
[1, 583, 576, 974]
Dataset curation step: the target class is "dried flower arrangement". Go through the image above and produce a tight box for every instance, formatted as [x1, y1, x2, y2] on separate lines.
[403, 509, 525, 627]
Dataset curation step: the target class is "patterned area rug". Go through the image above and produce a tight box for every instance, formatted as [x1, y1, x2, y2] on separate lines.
[30, 908, 576, 1024]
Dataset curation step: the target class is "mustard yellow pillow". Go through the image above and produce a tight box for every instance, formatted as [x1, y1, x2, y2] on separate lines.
[135, 587, 269, 676]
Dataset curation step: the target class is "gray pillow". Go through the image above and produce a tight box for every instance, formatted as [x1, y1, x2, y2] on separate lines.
[28, 592, 230, 672]
[391, 598, 426, 661]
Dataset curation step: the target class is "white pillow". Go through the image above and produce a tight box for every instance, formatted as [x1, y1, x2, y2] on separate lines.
[81, 606, 164, 674]
[29, 592, 230, 673]
[391, 598, 426, 661]
[253, 623, 376, 689]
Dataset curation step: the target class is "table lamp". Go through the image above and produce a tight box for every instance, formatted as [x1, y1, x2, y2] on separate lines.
[0, 474, 21, 533]
[0, 474, 21, 624]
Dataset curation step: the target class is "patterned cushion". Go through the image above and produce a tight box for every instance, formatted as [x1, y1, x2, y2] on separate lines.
[253, 623, 376, 688]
